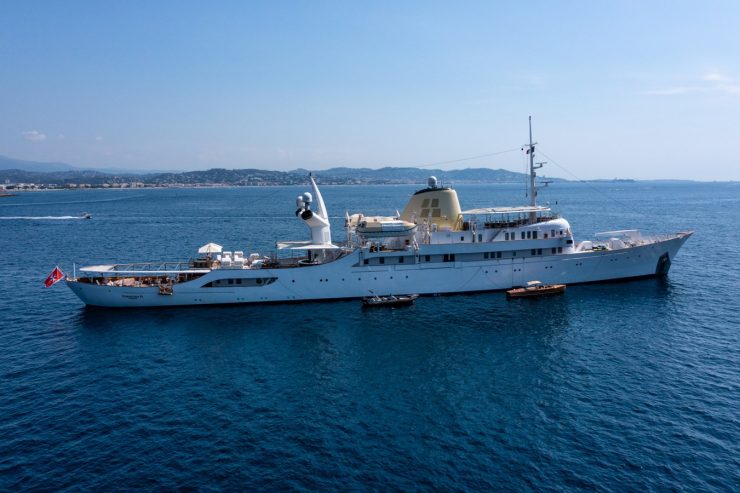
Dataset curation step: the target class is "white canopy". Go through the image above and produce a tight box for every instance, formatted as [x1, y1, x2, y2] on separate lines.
[198, 242, 223, 254]
[277, 241, 341, 250]
[461, 205, 551, 215]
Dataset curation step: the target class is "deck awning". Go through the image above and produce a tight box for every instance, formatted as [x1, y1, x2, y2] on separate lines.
[461, 206, 551, 215]
[277, 241, 341, 250]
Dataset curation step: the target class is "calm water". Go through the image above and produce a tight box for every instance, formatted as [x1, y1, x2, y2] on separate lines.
[1, 182, 738, 491]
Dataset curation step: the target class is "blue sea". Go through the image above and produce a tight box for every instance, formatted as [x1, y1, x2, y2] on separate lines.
[1, 181, 738, 491]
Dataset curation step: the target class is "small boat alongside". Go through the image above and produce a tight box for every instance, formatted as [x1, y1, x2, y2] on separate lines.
[81, 212, 92, 219]
[362, 293, 418, 307]
[506, 281, 566, 298]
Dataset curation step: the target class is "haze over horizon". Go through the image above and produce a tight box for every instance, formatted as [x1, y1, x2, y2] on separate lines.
[2, 1, 739, 181]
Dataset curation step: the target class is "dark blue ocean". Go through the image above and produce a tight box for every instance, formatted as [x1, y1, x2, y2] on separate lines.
[1, 182, 738, 491]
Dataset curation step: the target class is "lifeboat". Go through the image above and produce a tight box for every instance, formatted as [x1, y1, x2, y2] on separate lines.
[355, 217, 417, 238]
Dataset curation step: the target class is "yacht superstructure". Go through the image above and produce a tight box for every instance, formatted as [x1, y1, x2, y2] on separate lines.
[65, 120, 692, 307]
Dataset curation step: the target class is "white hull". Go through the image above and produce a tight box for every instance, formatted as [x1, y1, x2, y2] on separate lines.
[67, 233, 690, 308]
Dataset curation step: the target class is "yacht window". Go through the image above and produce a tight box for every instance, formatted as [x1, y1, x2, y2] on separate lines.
[505, 232, 509, 240]
[558, 247, 563, 253]
[443, 254, 449, 262]
[256, 278, 262, 284]
[421, 208, 430, 217]
[544, 233, 548, 239]
[228, 279, 233, 285]
[484, 252, 489, 259]
[363, 259, 369, 265]
[512, 251, 516, 256]
[497, 252, 502, 258]
[379, 257, 385, 264]
[531, 249, 536, 255]
[398, 256, 404, 263]
[527, 231, 532, 239]
[431, 198, 439, 207]
[425, 255, 431, 262]
[461, 236, 465, 241]
[533, 231, 538, 239]
[552, 248, 557, 254]
[450, 254, 455, 261]
[537, 249, 542, 255]
[236, 279, 242, 285]
[421, 199, 430, 207]
[432, 209, 442, 217]
[552, 229, 556, 237]
[478, 234, 483, 242]
[521, 232, 525, 240]
[567, 239, 573, 244]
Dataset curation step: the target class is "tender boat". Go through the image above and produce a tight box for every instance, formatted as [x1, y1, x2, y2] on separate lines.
[81, 212, 92, 219]
[506, 280, 566, 298]
[363, 294, 418, 307]
[62, 118, 692, 308]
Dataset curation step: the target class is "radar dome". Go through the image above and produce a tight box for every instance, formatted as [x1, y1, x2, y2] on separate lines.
[428, 176, 438, 189]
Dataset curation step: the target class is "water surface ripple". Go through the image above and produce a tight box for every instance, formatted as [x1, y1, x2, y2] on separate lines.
[1, 183, 738, 490]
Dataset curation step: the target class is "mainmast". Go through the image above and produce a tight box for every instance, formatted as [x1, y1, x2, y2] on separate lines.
[527, 116, 542, 224]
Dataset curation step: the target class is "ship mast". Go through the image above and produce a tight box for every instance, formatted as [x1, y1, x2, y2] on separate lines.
[527, 116, 542, 224]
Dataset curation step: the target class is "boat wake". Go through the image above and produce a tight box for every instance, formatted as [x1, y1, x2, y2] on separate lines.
[0, 216, 87, 220]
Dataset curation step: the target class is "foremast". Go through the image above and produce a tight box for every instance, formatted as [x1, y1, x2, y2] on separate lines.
[526, 115, 543, 224]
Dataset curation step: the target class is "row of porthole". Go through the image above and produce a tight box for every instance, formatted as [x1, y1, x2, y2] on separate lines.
[298, 275, 414, 283]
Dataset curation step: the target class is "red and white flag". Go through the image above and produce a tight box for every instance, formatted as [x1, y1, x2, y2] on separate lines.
[44, 266, 65, 288]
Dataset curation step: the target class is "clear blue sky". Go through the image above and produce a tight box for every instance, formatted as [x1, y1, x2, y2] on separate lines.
[1, 1, 739, 180]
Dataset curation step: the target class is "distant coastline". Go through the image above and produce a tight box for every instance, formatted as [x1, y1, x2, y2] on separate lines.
[0, 165, 567, 190]
[0, 155, 726, 191]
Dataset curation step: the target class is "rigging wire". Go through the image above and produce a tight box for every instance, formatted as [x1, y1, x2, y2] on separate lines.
[537, 148, 652, 220]
[391, 147, 522, 169]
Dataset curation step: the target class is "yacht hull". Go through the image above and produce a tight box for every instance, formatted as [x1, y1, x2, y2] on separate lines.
[66, 233, 691, 308]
